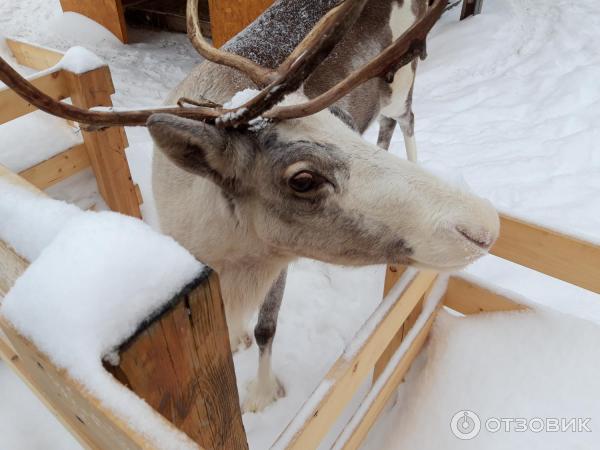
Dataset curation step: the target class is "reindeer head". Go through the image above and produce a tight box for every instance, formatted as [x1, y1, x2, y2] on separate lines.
[0, 0, 496, 270]
[147, 92, 497, 271]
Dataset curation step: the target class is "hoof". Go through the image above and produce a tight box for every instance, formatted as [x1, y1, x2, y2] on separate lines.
[242, 376, 285, 413]
[230, 331, 253, 353]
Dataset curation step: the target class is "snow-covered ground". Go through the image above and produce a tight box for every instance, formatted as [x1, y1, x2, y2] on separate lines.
[1, 0, 599, 449]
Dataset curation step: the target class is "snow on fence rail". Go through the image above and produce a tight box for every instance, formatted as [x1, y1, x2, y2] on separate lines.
[0, 38, 142, 218]
[0, 169, 599, 447]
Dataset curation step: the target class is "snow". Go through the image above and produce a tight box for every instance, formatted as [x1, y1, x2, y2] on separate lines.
[365, 306, 600, 450]
[224, 88, 261, 109]
[0, 363, 81, 450]
[58, 45, 105, 74]
[0, 111, 83, 173]
[0, 0, 600, 448]
[1, 204, 204, 450]
[0, 180, 82, 261]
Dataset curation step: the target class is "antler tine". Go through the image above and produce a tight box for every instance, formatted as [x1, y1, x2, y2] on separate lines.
[265, 0, 447, 121]
[187, 0, 274, 87]
[0, 56, 222, 128]
[212, 0, 370, 129]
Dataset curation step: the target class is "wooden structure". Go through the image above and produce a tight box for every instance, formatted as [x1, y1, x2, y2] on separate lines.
[460, 0, 484, 20]
[208, 0, 274, 47]
[58, 0, 272, 47]
[0, 38, 142, 218]
[1, 151, 599, 448]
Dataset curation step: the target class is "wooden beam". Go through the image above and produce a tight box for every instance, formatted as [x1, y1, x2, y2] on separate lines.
[274, 271, 437, 450]
[444, 276, 526, 315]
[59, 0, 128, 43]
[492, 214, 600, 294]
[108, 271, 248, 449]
[19, 144, 90, 190]
[208, 0, 274, 47]
[460, 0, 483, 20]
[382, 265, 407, 297]
[65, 67, 141, 218]
[5, 39, 63, 71]
[373, 295, 424, 381]
[0, 69, 70, 125]
[338, 311, 437, 450]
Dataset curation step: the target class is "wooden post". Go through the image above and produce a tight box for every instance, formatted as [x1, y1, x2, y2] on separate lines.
[108, 270, 248, 450]
[208, 0, 274, 47]
[65, 66, 142, 218]
[460, 0, 484, 20]
[60, 0, 128, 43]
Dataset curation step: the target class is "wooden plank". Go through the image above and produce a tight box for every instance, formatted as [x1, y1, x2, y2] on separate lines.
[0, 163, 43, 193]
[19, 144, 90, 190]
[274, 271, 437, 450]
[208, 0, 274, 47]
[59, 0, 128, 43]
[109, 271, 248, 449]
[5, 39, 63, 71]
[492, 214, 600, 294]
[0, 69, 70, 125]
[383, 265, 407, 297]
[339, 312, 437, 450]
[0, 241, 28, 300]
[65, 67, 141, 218]
[373, 266, 416, 382]
[460, 0, 484, 20]
[444, 276, 526, 315]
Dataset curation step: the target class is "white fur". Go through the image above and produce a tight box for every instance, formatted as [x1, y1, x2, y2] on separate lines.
[381, 1, 420, 161]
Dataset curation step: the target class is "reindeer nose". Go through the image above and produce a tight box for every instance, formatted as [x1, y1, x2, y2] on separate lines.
[455, 226, 496, 249]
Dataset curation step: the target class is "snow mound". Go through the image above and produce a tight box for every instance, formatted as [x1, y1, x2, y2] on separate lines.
[367, 307, 600, 449]
[59, 45, 105, 74]
[0, 180, 82, 261]
[47, 12, 120, 48]
[1, 187, 205, 449]
[0, 111, 83, 173]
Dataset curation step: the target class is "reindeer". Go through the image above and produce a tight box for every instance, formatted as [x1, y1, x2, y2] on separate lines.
[0, 0, 499, 413]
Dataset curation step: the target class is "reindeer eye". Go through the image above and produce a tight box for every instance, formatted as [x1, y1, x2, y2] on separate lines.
[288, 171, 324, 193]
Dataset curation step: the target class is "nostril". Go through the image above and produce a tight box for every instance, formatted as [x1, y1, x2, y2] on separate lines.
[456, 226, 494, 249]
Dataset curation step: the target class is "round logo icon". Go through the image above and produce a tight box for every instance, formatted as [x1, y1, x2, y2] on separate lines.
[451, 410, 481, 440]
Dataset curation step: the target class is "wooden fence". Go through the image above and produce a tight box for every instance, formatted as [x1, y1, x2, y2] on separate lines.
[0, 38, 141, 218]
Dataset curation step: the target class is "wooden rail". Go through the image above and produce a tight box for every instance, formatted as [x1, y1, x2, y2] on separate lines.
[274, 270, 438, 449]
[492, 214, 600, 294]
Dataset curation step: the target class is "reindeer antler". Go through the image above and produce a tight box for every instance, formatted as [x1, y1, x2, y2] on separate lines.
[0, 0, 446, 130]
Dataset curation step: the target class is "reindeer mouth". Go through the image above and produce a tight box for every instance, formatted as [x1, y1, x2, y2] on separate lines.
[455, 226, 495, 249]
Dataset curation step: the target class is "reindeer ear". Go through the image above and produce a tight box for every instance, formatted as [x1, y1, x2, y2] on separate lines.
[148, 113, 236, 186]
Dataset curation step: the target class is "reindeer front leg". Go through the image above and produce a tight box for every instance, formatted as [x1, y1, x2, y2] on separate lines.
[243, 268, 287, 413]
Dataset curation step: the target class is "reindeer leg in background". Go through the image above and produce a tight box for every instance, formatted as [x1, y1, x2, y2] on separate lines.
[377, 116, 397, 151]
[398, 106, 417, 163]
[244, 268, 287, 412]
